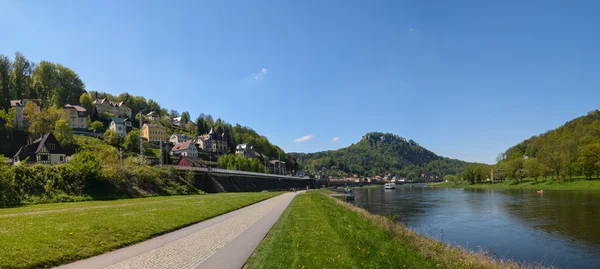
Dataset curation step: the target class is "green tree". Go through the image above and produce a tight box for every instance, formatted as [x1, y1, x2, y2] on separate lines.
[31, 61, 58, 107]
[504, 156, 526, 183]
[443, 174, 459, 184]
[123, 129, 140, 152]
[11, 52, 33, 99]
[524, 158, 545, 182]
[54, 118, 75, 153]
[0, 55, 11, 110]
[0, 107, 16, 130]
[79, 92, 95, 113]
[579, 143, 600, 179]
[181, 111, 190, 124]
[26, 104, 62, 136]
[103, 129, 119, 146]
[196, 116, 206, 135]
[89, 120, 105, 133]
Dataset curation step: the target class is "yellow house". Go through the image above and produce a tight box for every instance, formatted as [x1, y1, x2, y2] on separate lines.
[63, 104, 89, 130]
[141, 123, 168, 143]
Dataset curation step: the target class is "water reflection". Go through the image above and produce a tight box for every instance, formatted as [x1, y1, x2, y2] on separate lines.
[353, 186, 600, 269]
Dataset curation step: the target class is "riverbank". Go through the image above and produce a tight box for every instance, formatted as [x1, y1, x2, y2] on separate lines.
[0, 192, 282, 269]
[246, 191, 538, 269]
[432, 178, 600, 191]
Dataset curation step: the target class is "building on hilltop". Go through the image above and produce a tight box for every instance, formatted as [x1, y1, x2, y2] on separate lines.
[235, 143, 257, 158]
[170, 140, 198, 157]
[94, 98, 132, 118]
[63, 104, 89, 130]
[142, 123, 168, 143]
[146, 111, 160, 122]
[169, 134, 192, 145]
[13, 132, 66, 165]
[195, 128, 227, 155]
[110, 118, 132, 138]
[10, 99, 41, 129]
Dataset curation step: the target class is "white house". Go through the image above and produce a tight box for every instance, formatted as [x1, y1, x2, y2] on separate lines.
[110, 118, 132, 138]
[13, 133, 66, 165]
[146, 111, 160, 122]
[169, 134, 191, 145]
[170, 140, 198, 157]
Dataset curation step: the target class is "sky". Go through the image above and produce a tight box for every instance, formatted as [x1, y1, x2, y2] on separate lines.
[1, 0, 599, 164]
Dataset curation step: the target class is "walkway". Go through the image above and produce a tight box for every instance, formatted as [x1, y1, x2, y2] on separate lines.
[55, 192, 300, 269]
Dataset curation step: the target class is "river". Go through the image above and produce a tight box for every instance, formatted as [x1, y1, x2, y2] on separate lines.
[352, 186, 600, 269]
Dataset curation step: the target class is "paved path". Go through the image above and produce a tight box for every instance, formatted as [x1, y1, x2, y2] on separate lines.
[55, 192, 299, 269]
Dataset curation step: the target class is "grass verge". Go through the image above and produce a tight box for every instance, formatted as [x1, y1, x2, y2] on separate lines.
[246, 191, 546, 269]
[432, 178, 600, 191]
[0, 192, 281, 269]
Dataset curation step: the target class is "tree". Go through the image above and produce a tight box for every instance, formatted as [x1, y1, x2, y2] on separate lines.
[169, 109, 179, 118]
[79, 93, 94, 113]
[0, 108, 16, 130]
[103, 129, 119, 146]
[31, 61, 58, 107]
[579, 143, 600, 179]
[524, 158, 545, 182]
[54, 118, 75, 153]
[51, 65, 86, 107]
[443, 174, 459, 184]
[0, 55, 11, 110]
[123, 129, 140, 152]
[11, 52, 34, 99]
[196, 116, 206, 135]
[504, 156, 526, 183]
[185, 121, 197, 136]
[26, 104, 62, 137]
[89, 120, 105, 133]
[180, 111, 190, 124]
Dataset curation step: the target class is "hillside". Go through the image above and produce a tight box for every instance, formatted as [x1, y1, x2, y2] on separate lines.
[502, 110, 600, 160]
[290, 132, 472, 179]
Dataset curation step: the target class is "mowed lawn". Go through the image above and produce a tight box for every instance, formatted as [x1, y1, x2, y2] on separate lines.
[246, 191, 441, 269]
[0, 192, 281, 269]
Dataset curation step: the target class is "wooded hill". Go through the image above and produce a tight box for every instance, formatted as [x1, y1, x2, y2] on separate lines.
[290, 132, 472, 179]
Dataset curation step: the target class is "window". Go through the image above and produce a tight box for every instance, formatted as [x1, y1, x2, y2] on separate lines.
[71, 118, 76, 123]
[40, 154, 48, 161]
[118, 126, 122, 131]
[60, 156, 64, 162]
[48, 144, 55, 150]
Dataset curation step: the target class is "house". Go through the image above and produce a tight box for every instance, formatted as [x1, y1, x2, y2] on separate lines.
[169, 134, 191, 145]
[10, 99, 41, 129]
[176, 155, 208, 168]
[63, 104, 88, 130]
[235, 143, 257, 158]
[196, 128, 227, 155]
[141, 123, 168, 143]
[295, 170, 308, 177]
[13, 133, 66, 165]
[170, 140, 198, 157]
[172, 116, 183, 127]
[109, 118, 132, 138]
[94, 98, 132, 118]
[146, 111, 160, 122]
[267, 160, 286, 175]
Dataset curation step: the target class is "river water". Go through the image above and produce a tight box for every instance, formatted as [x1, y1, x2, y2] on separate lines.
[352, 186, 600, 269]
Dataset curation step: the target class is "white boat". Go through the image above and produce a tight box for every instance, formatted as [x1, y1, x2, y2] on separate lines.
[384, 183, 396, 189]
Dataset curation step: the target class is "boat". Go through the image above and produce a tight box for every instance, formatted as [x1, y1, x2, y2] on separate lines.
[384, 183, 396, 189]
[345, 189, 355, 201]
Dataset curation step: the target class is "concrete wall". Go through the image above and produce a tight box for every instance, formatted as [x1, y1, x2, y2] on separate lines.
[189, 172, 314, 193]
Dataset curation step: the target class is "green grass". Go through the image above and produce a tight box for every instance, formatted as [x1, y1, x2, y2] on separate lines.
[433, 177, 600, 191]
[247, 192, 441, 268]
[0, 192, 281, 269]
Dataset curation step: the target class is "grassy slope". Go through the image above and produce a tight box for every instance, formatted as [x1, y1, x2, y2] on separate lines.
[246, 191, 530, 269]
[433, 178, 600, 191]
[0, 192, 281, 269]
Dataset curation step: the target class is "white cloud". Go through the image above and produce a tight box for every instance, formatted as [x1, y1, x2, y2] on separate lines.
[293, 135, 314, 143]
[331, 137, 340, 142]
[253, 67, 269, 80]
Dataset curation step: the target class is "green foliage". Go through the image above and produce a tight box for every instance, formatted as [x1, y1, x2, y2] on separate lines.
[26, 104, 62, 136]
[218, 154, 267, 173]
[54, 118, 75, 154]
[89, 120, 105, 133]
[103, 129, 120, 146]
[0, 107, 16, 129]
[461, 164, 491, 184]
[123, 129, 140, 152]
[79, 92, 94, 113]
[291, 132, 472, 178]
[0, 54, 12, 110]
[524, 158, 546, 182]
[443, 174, 459, 184]
[180, 111, 190, 124]
[579, 143, 600, 179]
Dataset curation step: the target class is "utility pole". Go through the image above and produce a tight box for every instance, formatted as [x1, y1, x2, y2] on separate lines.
[278, 152, 281, 175]
[139, 112, 144, 163]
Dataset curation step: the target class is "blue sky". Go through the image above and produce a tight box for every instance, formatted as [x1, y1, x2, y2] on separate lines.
[1, 0, 599, 164]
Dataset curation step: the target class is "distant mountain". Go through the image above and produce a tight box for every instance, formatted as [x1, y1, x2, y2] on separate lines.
[501, 110, 600, 161]
[290, 132, 472, 178]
